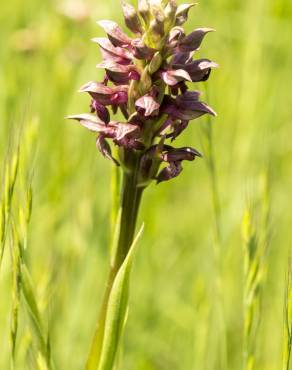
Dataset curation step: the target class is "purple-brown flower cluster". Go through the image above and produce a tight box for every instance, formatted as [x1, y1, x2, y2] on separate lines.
[68, 0, 217, 184]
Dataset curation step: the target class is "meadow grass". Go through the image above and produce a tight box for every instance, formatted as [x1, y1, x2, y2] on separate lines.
[0, 0, 292, 369]
[282, 260, 292, 370]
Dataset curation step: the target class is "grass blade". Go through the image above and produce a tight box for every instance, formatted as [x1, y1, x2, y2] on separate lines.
[282, 260, 292, 370]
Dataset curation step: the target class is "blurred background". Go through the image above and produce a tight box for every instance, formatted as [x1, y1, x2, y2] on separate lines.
[0, 0, 292, 369]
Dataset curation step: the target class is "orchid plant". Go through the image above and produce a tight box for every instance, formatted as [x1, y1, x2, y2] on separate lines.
[68, 1, 217, 369]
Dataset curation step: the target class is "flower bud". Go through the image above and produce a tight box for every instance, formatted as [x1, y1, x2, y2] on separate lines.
[175, 3, 196, 26]
[138, 0, 151, 26]
[140, 66, 153, 94]
[149, 8, 165, 38]
[148, 52, 163, 74]
[164, 0, 177, 31]
[122, 1, 143, 34]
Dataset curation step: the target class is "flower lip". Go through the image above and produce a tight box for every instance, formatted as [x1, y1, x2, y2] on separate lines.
[156, 162, 183, 183]
[135, 93, 160, 117]
[160, 69, 192, 86]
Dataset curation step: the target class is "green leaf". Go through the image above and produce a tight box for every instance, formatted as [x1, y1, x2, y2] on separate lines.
[97, 224, 144, 370]
[85, 208, 122, 370]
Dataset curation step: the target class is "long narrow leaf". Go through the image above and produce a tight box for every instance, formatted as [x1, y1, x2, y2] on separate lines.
[86, 208, 122, 370]
[97, 224, 144, 370]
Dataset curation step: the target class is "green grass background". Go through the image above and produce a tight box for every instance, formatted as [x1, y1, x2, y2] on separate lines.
[0, 0, 292, 369]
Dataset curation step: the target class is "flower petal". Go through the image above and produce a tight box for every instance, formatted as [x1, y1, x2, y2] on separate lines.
[178, 28, 215, 52]
[79, 81, 128, 105]
[174, 58, 219, 82]
[157, 162, 183, 183]
[162, 146, 202, 162]
[169, 26, 185, 44]
[98, 20, 132, 47]
[172, 51, 194, 65]
[79, 81, 113, 95]
[96, 61, 134, 73]
[113, 122, 140, 141]
[161, 69, 192, 86]
[91, 100, 110, 124]
[175, 90, 201, 106]
[96, 135, 120, 165]
[131, 38, 156, 60]
[66, 113, 106, 132]
[106, 70, 140, 84]
[92, 37, 133, 63]
[161, 91, 217, 120]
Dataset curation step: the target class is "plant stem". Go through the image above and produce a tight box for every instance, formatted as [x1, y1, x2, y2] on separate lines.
[86, 152, 144, 370]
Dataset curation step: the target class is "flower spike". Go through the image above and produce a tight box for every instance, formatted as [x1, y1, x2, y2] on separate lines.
[69, 0, 217, 184]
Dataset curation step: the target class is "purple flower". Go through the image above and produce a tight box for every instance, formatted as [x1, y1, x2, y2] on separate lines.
[140, 143, 202, 183]
[97, 20, 132, 48]
[90, 100, 110, 124]
[96, 61, 140, 84]
[67, 113, 143, 154]
[130, 39, 156, 60]
[135, 91, 160, 117]
[157, 91, 216, 140]
[159, 68, 192, 86]
[69, 0, 217, 184]
[96, 135, 119, 165]
[176, 28, 214, 52]
[92, 37, 133, 65]
[173, 58, 219, 82]
[156, 146, 202, 183]
[79, 81, 128, 106]
[162, 91, 216, 120]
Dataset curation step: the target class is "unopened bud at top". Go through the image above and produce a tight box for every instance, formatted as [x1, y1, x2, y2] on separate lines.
[138, 0, 151, 26]
[122, 1, 143, 34]
[140, 66, 153, 94]
[175, 3, 197, 26]
[164, 0, 177, 31]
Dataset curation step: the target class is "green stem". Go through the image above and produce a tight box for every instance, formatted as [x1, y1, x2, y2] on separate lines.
[86, 153, 144, 370]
